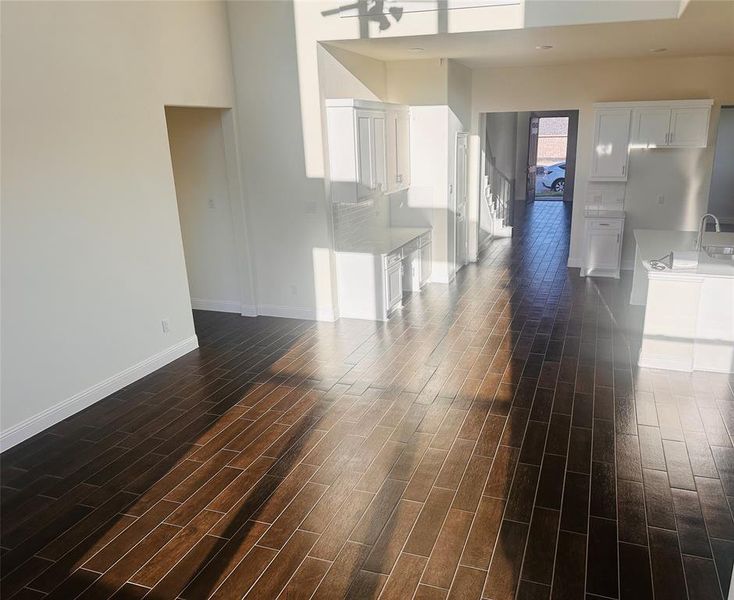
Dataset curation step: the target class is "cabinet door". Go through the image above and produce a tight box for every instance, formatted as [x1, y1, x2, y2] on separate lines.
[587, 231, 621, 270]
[356, 111, 374, 199]
[373, 114, 387, 193]
[633, 108, 671, 147]
[420, 242, 431, 285]
[396, 112, 411, 189]
[591, 109, 631, 180]
[386, 264, 403, 312]
[385, 111, 398, 193]
[669, 107, 710, 147]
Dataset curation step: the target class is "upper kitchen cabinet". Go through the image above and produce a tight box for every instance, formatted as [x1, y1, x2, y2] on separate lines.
[669, 105, 711, 147]
[628, 100, 713, 148]
[632, 107, 671, 147]
[590, 108, 631, 181]
[326, 99, 410, 203]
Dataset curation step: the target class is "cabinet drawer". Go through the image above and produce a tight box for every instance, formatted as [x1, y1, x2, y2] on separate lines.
[385, 251, 402, 268]
[588, 219, 623, 232]
[402, 238, 420, 255]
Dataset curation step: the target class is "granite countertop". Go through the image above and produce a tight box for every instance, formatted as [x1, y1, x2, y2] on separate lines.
[633, 229, 734, 279]
[336, 227, 431, 256]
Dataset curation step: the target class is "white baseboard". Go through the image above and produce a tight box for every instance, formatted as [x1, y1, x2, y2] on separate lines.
[257, 304, 336, 322]
[240, 304, 258, 317]
[190, 299, 334, 322]
[0, 335, 199, 451]
[190, 298, 241, 314]
[567, 256, 583, 268]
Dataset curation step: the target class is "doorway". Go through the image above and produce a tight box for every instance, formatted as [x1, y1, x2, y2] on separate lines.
[707, 106, 734, 230]
[455, 132, 469, 271]
[165, 106, 248, 314]
[526, 111, 579, 203]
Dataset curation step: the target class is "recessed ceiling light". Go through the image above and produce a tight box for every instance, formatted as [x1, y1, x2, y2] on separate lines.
[408, 47, 424, 53]
[536, 45, 553, 50]
[650, 47, 668, 53]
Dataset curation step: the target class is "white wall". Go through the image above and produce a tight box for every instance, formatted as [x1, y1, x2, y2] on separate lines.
[708, 107, 734, 222]
[1, 1, 237, 446]
[165, 107, 243, 313]
[486, 112, 519, 180]
[471, 56, 734, 267]
[227, 0, 337, 321]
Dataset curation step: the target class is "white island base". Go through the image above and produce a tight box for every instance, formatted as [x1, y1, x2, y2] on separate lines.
[632, 230, 734, 373]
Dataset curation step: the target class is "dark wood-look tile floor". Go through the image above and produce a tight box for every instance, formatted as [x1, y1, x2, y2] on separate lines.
[2, 202, 733, 600]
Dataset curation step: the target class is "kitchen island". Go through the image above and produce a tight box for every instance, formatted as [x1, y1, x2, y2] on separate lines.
[631, 229, 734, 373]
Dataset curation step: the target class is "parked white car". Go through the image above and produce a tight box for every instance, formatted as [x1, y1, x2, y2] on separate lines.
[536, 162, 565, 194]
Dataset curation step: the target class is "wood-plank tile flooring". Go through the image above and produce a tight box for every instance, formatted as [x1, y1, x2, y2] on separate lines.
[2, 202, 733, 599]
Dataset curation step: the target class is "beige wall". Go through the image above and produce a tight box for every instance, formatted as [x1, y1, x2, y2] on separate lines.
[386, 59, 448, 106]
[472, 55, 734, 266]
[165, 107, 244, 313]
[1, 0, 237, 444]
[320, 45, 387, 101]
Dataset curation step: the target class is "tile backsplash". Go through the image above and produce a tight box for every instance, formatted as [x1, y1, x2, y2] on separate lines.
[332, 194, 389, 250]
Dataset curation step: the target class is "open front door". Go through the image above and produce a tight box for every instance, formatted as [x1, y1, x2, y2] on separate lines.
[455, 133, 469, 271]
[526, 115, 540, 203]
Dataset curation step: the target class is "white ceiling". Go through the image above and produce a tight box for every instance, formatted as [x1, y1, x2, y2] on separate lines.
[327, 0, 734, 68]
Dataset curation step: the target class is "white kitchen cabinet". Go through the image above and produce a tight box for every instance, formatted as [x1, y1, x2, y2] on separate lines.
[669, 106, 710, 147]
[355, 111, 374, 199]
[334, 229, 431, 321]
[420, 233, 432, 286]
[386, 108, 411, 193]
[632, 107, 671, 147]
[582, 214, 625, 278]
[372, 113, 387, 193]
[631, 102, 712, 148]
[355, 109, 387, 200]
[385, 253, 403, 314]
[401, 237, 421, 292]
[326, 99, 410, 203]
[590, 109, 631, 181]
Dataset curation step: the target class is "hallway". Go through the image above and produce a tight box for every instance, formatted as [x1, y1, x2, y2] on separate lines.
[2, 202, 732, 599]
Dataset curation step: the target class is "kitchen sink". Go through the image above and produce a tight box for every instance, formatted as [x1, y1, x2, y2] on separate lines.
[702, 232, 734, 260]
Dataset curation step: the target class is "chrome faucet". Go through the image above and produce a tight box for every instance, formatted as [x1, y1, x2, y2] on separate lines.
[695, 213, 720, 250]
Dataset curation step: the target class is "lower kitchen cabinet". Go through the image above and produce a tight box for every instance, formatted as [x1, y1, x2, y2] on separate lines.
[582, 214, 625, 278]
[419, 233, 432, 286]
[335, 230, 431, 321]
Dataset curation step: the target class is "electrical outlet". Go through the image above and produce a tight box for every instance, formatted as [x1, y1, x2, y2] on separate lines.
[657, 195, 665, 205]
[208, 198, 216, 210]
[161, 319, 170, 334]
[290, 285, 297, 296]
